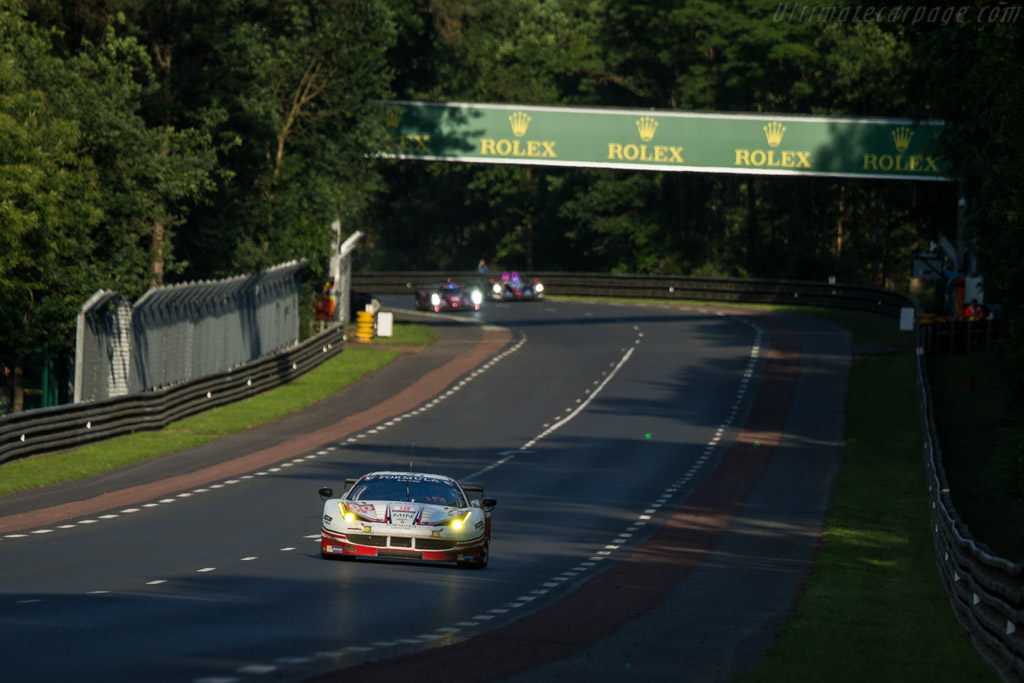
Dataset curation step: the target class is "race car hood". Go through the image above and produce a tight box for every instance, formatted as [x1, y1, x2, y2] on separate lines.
[343, 500, 466, 526]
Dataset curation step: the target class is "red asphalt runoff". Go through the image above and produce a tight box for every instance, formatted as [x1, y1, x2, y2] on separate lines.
[0, 327, 513, 534]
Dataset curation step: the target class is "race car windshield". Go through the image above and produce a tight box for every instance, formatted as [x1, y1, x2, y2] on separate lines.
[349, 478, 467, 507]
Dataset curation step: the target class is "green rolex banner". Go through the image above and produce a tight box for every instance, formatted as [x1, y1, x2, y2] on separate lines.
[379, 100, 949, 181]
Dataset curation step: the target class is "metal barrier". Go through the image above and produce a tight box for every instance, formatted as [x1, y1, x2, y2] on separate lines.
[918, 345, 1024, 682]
[0, 326, 344, 465]
[352, 271, 912, 317]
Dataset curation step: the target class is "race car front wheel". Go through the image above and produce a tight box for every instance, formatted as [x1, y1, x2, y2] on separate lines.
[457, 542, 489, 570]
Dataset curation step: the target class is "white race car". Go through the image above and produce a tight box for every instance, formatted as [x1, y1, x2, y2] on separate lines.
[319, 471, 496, 569]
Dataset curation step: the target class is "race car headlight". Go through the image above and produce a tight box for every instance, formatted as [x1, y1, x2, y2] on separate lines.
[430, 293, 441, 306]
[470, 289, 483, 305]
[492, 283, 502, 294]
[338, 503, 356, 524]
[535, 283, 544, 293]
[448, 511, 473, 531]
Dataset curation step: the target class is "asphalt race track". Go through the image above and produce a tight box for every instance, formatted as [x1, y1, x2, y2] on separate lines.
[0, 296, 850, 683]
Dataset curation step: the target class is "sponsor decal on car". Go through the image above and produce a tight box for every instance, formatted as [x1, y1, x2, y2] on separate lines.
[365, 473, 450, 485]
[348, 503, 377, 516]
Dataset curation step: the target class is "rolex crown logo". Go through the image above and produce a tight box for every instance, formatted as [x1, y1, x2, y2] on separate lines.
[636, 116, 658, 142]
[763, 121, 786, 147]
[384, 106, 404, 129]
[892, 126, 913, 153]
[509, 111, 532, 137]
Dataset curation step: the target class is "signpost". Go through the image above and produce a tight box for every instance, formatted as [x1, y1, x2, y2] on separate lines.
[379, 100, 949, 181]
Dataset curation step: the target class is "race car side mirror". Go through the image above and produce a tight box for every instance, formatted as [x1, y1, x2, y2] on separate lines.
[481, 497, 497, 512]
[319, 487, 334, 501]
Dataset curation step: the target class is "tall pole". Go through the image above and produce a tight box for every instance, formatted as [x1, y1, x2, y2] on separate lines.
[329, 219, 342, 295]
[337, 229, 364, 325]
[955, 194, 966, 273]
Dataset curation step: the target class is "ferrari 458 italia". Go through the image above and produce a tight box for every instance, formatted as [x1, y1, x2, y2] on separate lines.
[319, 471, 496, 569]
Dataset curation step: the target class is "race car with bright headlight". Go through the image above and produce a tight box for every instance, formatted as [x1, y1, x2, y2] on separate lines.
[488, 270, 545, 301]
[319, 471, 496, 568]
[414, 280, 484, 312]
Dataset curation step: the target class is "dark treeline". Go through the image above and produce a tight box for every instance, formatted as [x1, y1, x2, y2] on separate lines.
[1, 0, 1022, 411]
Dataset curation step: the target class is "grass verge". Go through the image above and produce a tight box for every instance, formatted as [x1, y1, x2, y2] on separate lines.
[0, 320, 433, 496]
[736, 349, 995, 682]
[344, 318, 439, 346]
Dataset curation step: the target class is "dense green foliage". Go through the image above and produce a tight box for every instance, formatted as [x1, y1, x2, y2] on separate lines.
[370, 0, 959, 284]
[1, 0, 1022, 406]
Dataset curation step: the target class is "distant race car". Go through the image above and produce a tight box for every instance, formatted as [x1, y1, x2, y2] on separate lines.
[488, 270, 545, 301]
[319, 471, 496, 569]
[414, 280, 483, 312]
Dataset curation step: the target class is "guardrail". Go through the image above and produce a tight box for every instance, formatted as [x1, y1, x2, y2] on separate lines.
[918, 348, 1024, 682]
[352, 271, 913, 317]
[0, 325, 345, 465]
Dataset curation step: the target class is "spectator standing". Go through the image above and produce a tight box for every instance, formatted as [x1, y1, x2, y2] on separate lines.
[964, 299, 984, 321]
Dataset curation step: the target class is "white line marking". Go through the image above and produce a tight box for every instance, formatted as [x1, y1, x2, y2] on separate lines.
[237, 665, 276, 674]
[515, 346, 635, 454]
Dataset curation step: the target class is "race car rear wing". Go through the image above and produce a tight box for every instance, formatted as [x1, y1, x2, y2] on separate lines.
[462, 484, 497, 512]
[462, 484, 484, 501]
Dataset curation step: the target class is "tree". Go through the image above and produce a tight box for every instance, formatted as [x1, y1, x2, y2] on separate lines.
[187, 0, 396, 279]
[0, 0, 102, 410]
[910, 17, 1024, 390]
[24, 0, 225, 292]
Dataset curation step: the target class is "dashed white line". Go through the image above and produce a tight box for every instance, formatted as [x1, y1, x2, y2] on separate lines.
[237, 665, 276, 674]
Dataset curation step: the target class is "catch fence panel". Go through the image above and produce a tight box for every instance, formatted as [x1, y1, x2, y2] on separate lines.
[76, 260, 307, 401]
[128, 262, 305, 393]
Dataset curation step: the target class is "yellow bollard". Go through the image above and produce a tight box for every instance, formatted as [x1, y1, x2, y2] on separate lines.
[355, 310, 375, 342]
